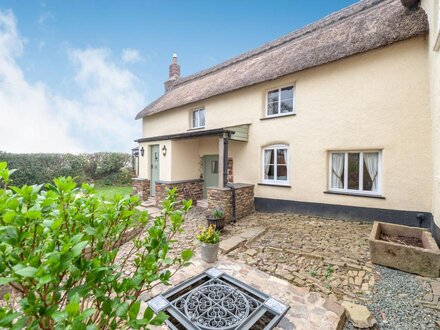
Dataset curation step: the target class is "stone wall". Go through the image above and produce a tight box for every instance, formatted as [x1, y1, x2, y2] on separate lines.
[132, 178, 150, 201]
[155, 179, 204, 207]
[207, 183, 255, 223]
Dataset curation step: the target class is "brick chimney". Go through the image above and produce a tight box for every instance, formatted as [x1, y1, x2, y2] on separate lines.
[164, 53, 180, 92]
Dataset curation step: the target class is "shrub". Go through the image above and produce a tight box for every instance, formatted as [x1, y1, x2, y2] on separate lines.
[0, 152, 132, 187]
[0, 162, 193, 329]
[210, 208, 224, 219]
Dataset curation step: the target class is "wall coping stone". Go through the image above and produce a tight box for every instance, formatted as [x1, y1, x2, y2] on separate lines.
[132, 177, 148, 181]
[156, 179, 204, 184]
[207, 183, 254, 191]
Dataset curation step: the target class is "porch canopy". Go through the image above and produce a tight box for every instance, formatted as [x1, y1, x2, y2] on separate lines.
[134, 124, 249, 144]
[135, 124, 249, 188]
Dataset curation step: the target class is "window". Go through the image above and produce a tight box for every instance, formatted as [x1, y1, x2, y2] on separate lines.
[262, 145, 289, 185]
[329, 151, 381, 195]
[266, 85, 294, 117]
[192, 108, 205, 128]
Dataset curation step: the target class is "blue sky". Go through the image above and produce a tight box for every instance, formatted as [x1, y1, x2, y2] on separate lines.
[0, 1, 356, 153]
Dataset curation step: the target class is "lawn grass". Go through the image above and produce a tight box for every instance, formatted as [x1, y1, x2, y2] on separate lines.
[94, 185, 132, 201]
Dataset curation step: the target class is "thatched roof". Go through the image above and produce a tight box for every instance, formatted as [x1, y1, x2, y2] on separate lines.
[136, 0, 428, 120]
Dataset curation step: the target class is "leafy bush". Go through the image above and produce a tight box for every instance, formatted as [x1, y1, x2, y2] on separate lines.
[196, 225, 220, 244]
[0, 152, 132, 187]
[0, 162, 193, 329]
[210, 208, 224, 219]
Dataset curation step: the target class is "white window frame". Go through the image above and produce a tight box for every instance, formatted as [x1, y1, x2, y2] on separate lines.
[192, 108, 205, 129]
[261, 144, 290, 185]
[265, 85, 295, 118]
[328, 150, 382, 196]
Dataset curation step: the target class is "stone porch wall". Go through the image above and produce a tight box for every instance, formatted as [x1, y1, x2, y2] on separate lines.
[207, 183, 255, 223]
[155, 179, 204, 207]
[132, 178, 150, 201]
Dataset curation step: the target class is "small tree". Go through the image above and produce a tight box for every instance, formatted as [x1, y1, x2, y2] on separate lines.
[0, 162, 193, 329]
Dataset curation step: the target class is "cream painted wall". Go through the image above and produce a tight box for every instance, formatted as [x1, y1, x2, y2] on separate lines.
[138, 140, 172, 181]
[141, 37, 432, 213]
[422, 0, 440, 227]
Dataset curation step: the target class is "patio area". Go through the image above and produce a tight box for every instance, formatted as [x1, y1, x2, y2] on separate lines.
[129, 205, 440, 329]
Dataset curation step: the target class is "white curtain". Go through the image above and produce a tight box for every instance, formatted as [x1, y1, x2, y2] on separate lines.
[281, 149, 287, 164]
[331, 153, 344, 189]
[264, 150, 272, 178]
[364, 153, 378, 191]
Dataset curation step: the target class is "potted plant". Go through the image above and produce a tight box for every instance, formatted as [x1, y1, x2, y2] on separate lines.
[197, 225, 221, 263]
[207, 208, 225, 231]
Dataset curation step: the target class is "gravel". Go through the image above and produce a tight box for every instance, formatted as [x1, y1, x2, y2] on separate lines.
[344, 265, 439, 329]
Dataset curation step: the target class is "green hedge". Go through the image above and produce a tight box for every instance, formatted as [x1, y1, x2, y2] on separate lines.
[0, 152, 133, 187]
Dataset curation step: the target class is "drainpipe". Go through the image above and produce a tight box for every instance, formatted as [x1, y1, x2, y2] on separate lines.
[226, 183, 237, 223]
[223, 133, 229, 188]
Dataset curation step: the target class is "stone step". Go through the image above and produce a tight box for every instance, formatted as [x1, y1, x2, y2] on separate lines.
[220, 236, 246, 254]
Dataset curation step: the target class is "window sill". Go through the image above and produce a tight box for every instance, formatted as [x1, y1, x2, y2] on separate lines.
[187, 127, 205, 131]
[260, 113, 296, 121]
[324, 190, 385, 199]
[258, 183, 291, 188]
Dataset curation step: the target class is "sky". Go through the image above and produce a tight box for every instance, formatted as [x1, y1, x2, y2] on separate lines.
[0, 0, 357, 153]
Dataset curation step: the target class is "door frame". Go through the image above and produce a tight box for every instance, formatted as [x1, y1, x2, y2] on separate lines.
[150, 144, 160, 196]
[202, 154, 219, 198]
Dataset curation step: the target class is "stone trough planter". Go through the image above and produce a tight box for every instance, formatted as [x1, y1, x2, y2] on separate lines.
[369, 222, 440, 278]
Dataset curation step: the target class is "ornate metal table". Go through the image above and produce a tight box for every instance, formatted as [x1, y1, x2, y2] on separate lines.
[147, 267, 289, 330]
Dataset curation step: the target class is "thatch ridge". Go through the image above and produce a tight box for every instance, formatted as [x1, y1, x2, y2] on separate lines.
[136, 0, 428, 119]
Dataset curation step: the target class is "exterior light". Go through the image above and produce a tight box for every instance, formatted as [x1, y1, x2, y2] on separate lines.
[162, 145, 167, 156]
[140, 147, 145, 157]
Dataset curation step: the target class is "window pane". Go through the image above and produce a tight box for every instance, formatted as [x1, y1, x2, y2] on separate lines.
[277, 149, 287, 165]
[363, 152, 379, 191]
[199, 109, 205, 127]
[267, 90, 279, 103]
[277, 165, 287, 180]
[265, 165, 275, 180]
[280, 86, 293, 100]
[211, 160, 218, 174]
[192, 111, 198, 127]
[348, 153, 360, 190]
[267, 102, 278, 115]
[331, 153, 345, 189]
[280, 99, 293, 113]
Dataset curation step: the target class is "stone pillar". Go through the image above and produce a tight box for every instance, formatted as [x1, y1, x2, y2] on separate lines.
[131, 178, 150, 201]
[207, 184, 255, 224]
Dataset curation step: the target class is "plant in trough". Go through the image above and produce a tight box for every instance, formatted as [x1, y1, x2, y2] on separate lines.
[210, 209, 224, 219]
[0, 162, 193, 329]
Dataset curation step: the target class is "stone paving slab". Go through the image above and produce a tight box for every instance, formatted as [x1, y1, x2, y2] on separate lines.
[145, 257, 345, 330]
[219, 235, 246, 254]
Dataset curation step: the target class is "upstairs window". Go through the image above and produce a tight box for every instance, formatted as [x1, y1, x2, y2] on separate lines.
[192, 108, 205, 128]
[262, 145, 289, 185]
[329, 151, 381, 195]
[266, 86, 295, 117]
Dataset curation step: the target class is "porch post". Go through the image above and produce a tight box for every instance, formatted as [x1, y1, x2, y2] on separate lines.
[218, 132, 230, 188]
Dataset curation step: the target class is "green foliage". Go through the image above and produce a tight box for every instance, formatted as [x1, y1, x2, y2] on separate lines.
[210, 208, 224, 219]
[324, 265, 334, 281]
[0, 163, 193, 329]
[196, 225, 220, 244]
[0, 152, 133, 187]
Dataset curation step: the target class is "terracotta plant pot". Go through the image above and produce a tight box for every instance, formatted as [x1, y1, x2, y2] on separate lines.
[207, 216, 225, 231]
[200, 242, 219, 263]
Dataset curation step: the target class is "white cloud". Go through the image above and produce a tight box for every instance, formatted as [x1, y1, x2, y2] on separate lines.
[121, 48, 142, 63]
[0, 9, 146, 153]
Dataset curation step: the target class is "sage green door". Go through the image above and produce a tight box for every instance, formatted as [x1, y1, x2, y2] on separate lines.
[203, 155, 219, 198]
[150, 145, 160, 196]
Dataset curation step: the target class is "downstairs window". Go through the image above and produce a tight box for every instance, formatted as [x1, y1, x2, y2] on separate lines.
[329, 151, 381, 195]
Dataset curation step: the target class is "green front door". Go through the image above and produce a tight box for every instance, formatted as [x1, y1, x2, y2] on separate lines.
[150, 145, 160, 196]
[203, 155, 219, 198]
